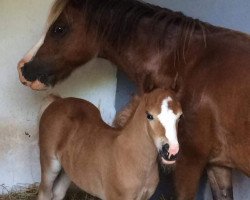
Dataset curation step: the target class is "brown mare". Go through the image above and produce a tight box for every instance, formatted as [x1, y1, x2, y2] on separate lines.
[17, 0, 250, 199]
[38, 89, 182, 200]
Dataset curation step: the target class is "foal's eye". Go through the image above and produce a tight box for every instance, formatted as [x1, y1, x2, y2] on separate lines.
[146, 112, 154, 121]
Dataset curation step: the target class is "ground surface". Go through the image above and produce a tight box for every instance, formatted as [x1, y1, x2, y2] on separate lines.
[0, 184, 99, 200]
[0, 184, 172, 200]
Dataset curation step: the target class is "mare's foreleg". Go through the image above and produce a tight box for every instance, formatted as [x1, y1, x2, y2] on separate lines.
[38, 155, 61, 200]
[175, 152, 207, 200]
[207, 166, 233, 200]
[175, 106, 213, 200]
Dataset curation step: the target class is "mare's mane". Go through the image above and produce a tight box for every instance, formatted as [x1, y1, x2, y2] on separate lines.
[48, 0, 211, 52]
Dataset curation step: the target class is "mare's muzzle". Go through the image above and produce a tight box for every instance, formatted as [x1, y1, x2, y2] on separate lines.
[19, 59, 56, 90]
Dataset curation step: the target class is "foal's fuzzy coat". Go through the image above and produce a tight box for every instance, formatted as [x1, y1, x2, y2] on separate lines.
[38, 89, 182, 200]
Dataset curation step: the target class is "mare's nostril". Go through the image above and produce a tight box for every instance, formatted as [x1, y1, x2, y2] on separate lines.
[21, 65, 28, 79]
[21, 65, 25, 74]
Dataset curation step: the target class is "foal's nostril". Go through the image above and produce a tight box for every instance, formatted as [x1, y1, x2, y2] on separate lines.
[170, 153, 178, 161]
[160, 143, 178, 161]
[162, 143, 169, 152]
[160, 143, 170, 161]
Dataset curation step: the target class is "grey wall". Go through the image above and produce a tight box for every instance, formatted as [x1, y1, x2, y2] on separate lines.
[115, 1, 250, 199]
[146, 0, 250, 33]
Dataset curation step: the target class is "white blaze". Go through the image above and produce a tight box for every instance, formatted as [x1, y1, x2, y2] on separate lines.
[22, 34, 45, 64]
[157, 97, 180, 147]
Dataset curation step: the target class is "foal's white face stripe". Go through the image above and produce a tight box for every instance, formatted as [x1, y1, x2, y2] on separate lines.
[157, 97, 179, 147]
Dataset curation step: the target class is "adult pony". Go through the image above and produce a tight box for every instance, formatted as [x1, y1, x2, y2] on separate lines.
[38, 89, 182, 200]
[17, 0, 250, 199]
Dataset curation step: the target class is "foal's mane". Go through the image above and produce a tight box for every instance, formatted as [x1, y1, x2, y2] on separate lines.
[113, 95, 141, 128]
[48, 0, 212, 53]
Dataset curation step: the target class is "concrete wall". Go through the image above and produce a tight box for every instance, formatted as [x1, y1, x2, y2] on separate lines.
[0, 0, 117, 191]
[116, 1, 250, 200]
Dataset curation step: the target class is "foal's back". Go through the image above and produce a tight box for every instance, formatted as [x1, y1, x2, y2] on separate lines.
[40, 97, 118, 153]
[41, 98, 117, 156]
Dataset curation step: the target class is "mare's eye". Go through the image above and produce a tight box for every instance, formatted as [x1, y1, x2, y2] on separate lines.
[51, 25, 67, 37]
[54, 26, 65, 34]
[146, 112, 154, 121]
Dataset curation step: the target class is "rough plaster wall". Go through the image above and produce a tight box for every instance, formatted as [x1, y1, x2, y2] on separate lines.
[116, 1, 250, 199]
[0, 0, 117, 190]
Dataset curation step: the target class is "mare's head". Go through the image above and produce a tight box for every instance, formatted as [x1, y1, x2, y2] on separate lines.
[17, 0, 99, 90]
[143, 89, 182, 164]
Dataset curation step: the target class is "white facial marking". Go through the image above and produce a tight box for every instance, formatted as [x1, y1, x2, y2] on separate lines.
[155, 137, 165, 151]
[157, 97, 180, 149]
[23, 34, 45, 63]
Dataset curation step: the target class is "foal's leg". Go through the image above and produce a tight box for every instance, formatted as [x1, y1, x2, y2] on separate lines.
[207, 166, 233, 200]
[52, 170, 71, 200]
[38, 156, 61, 200]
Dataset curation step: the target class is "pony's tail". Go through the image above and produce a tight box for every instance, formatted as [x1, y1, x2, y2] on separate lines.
[39, 94, 61, 117]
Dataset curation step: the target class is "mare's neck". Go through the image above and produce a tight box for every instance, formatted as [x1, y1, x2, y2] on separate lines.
[98, 10, 210, 93]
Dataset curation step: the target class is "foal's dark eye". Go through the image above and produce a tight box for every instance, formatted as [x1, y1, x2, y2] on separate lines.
[146, 112, 154, 120]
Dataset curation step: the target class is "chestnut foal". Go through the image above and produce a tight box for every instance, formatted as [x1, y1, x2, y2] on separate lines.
[38, 89, 182, 200]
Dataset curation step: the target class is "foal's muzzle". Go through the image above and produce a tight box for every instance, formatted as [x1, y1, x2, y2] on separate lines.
[160, 143, 178, 164]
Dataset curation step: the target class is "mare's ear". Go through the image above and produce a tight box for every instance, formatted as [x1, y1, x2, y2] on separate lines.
[143, 74, 157, 93]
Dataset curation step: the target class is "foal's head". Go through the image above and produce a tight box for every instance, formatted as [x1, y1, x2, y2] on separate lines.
[144, 89, 182, 164]
[18, 0, 100, 90]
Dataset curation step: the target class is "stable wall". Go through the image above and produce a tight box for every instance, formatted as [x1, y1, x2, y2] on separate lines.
[0, 0, 117, 191]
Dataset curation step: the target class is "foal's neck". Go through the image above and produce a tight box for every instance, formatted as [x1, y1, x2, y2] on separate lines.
[115, 102, 157, 164]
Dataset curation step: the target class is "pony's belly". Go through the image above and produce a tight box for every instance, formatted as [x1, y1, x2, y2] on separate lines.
[64, 165, 105, 199]
[59, 151, 105, 199]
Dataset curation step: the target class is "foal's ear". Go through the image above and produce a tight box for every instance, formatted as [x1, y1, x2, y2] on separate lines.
[143, 74, 157, 93]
